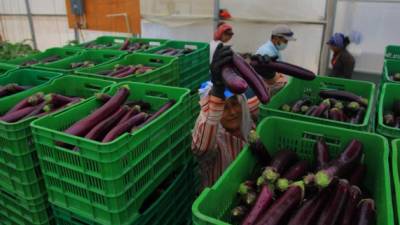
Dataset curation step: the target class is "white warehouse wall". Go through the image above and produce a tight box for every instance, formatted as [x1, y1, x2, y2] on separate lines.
[334, 0, 400, 74]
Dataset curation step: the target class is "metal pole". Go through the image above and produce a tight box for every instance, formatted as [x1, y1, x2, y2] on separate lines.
[24, 0, 37, 49]
[318, 0, 337, 75]
[213, 0, 220, 29]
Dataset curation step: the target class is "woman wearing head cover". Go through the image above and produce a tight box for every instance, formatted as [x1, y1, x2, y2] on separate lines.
[192, 44, 260, 188]
[210, 22, 234, 63]
[327, 33, 355, 79]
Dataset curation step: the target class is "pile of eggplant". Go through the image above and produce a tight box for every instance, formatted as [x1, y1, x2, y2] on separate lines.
[230, 131, 375, 225]
[70, 61, 96, 69]
[97, 64, 154, 78]
[0, 83, 31, 98]
[21, 55, 61, 66]
[390, 72, 400, 82]
[154, 48, 194, 57]
[382, 99, 400, 128]
[60, 86, 175, 147]
[280, 90, 368, 124]
[120, 39, 151, 52]
[83, 42, 113, 49]
[0, 92, 82, 123]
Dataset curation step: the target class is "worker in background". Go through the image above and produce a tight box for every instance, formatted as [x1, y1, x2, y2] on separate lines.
[254, 25, 296, 96]
[327, 33, 355, 79]
[210, 22, 234, 63]
[192, 44, 259, 188]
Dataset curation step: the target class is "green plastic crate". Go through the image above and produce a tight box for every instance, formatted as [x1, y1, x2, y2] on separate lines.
[53, 159, 198, 225]
[0, 68, 63, 101]
[391, 139, 400, 224]
[0, 188, 54, 225]
[147, 40, 209, 91]
[385, 45, 400, 61]
[0, 75, 114, 199]
[192, 116, 393, 225]
[382, 59, 400, 84]
[33, 50, 126, 73]
[31, 82, 192, 225]
[0, 63, 18, 75]
[75, 53, 179, 86]
[68, 36, 167, 52]
[3, 48, 82, 67]
[259, 76, 375, 131]
[377, 83, 400, 138]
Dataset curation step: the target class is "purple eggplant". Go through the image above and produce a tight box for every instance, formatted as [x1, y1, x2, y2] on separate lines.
[306, 105, 318, 116]
[222, 65, 249, 94]
[241, 184, 274, 225]
[248, 130, 271, 167]
[291, 98, 311, 113]
[315, 139, 363, 188]
[261, 150, 298, 183]
[311, 99, 331, 117]
[314, 139, 330, 169]
[276, 160, 310, 191]
[339, 185, 362, 225]
[355, 199, 376, 225]
[254, 181, 305, 225]
[348, 164, 366, 187]
[317, 179, 350, 225]
[287, 185, 331, 225]
[319, 90, 368, 107]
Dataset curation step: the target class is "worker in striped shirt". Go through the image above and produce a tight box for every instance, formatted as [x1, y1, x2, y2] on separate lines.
[192, 44, 261, 188]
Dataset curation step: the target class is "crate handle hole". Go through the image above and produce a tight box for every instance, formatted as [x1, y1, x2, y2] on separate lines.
[149, 58, 164, 64]
[149, 41, 161, 46]
[84, 83, 102, 91]
[145, 90, 168, 99]
[104, 54, 117, 59]
[184, 44, 198, 50]
[320, 82, 346, 91]
[302, 132, 341, 146]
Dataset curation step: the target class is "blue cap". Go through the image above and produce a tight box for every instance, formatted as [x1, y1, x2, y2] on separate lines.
[327, 33, 345, 49]
[199, 81, 234, 99]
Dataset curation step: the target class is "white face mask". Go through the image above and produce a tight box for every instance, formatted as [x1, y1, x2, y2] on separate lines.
[276, 43, 287, 51]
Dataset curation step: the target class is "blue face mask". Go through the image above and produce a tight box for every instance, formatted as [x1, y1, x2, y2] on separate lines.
[276, 43, 287, 51]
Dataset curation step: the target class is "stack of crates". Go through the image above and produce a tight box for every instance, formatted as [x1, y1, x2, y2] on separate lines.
[147, 40, 210, 126]
[0, 69, 63, 225]
[31, 82, 196, 225]
[0, 73, 114, 225]
[192, 117, 394, 225]
[375, 45, 400, 137]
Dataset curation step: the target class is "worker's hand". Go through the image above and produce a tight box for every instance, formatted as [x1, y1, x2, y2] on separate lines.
[210, 43, 233, 98]
[250, 54, 278, 80]
[250, 54, 278, 64]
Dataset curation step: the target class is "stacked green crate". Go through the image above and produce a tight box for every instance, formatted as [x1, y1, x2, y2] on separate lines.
[0, 75, 114, 223]
[75, 53, 179, 86]
[31, 82, 192, 225]
[192, 117, 394, 225]
[147, 40, 209, 127]
[391, 139, 400, 224]
[53, 159, 199, 225]
[259, 76, 375, 131]
[67, 36, 167, 53]
[33, 50, 126, 73]
[2, 48, 81, 67]
[147, 40, 209, 91]
[0, 188, 54, 225]
[0, 63, 18, 75]
[376, 83, 400, 139]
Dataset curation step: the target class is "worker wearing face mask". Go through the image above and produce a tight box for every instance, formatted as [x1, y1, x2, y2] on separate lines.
[254, 25, 296, 95]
